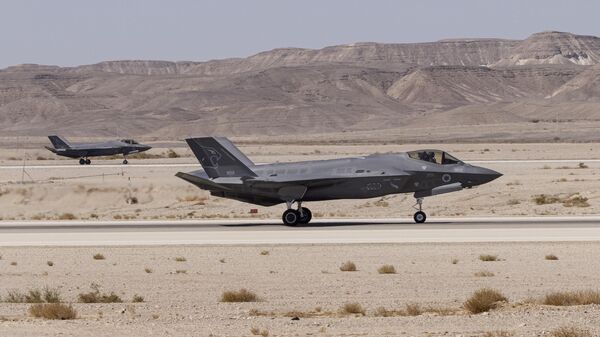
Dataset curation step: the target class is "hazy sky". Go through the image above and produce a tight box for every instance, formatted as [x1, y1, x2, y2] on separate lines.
[1, 0, 598, 68]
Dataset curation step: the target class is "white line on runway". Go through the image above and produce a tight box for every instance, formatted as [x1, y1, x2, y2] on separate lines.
[1, 159, 600, 169]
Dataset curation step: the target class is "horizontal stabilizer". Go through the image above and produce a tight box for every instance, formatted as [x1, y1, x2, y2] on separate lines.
[175, 172, 232, 191]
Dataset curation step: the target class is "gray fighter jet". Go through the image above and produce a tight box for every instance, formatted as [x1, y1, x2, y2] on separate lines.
[45, 135, 152, 165]
[176, 137, 501, 225]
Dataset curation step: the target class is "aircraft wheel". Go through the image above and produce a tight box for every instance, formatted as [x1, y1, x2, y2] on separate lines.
[123, 159, 128, 165]
[79, 158, 85, 165]
[85, 159, 91, 165]
[414, 211, 426, 224]
[298, 207, 312, 224]
[282, 209, 300, 226]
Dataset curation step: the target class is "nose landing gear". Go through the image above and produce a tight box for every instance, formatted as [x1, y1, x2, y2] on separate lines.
[413, 197, 427, 223]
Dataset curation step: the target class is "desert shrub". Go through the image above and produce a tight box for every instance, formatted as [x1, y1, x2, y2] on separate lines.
[550, 326, 591, 337]
[174, 256, 186, 262]
[250, 327, 269, 337]
[260, 250, 269, 256]
[93, 253, 105, 260]
[464, 288, 507, 313]
[25, 289, 43, 303]
[58, 213, 77, 220]
[175, 269, 187, 274]
[543, 290, 600, 306]
[132, 294, 144, 303]
[29, 303, 77, 320]
[451, 258, 459, 264]
[404, 303, 422, 316]
[5, 289, 25, 303]
[341, 302, 365, 315]
[545, 254, 559, 260]
[562, 195, 590, 208]
[339, 261, 357, 272]
[474, 270, 495, 277]
[377, 264, 396, 274]
[166, 149, 180, 158]
[78, 285, 122, 303]
[578, 162, 589, 169]
[479, 254, 498, 261]
[144, 268, 153, 273]
[534, 194, 561, 205]
[220, 289, 258, 302]
[42, 287, 61, 303]
[47, 261, 54, 267]
[483, 332, 514, 337]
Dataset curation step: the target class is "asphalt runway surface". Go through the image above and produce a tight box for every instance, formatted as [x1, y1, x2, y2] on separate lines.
[1, 216, 600, 246]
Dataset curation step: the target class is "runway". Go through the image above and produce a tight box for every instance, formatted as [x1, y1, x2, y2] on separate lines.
[1, 216, 600, 246]
[1, 158, 600, 170]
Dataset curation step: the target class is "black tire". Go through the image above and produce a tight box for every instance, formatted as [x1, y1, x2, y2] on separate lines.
[414, 211, 426, 223]
[282, 209, 300, 226]
[298, 207, 312, 224]
[79, 158, 85, 165]
[85, 159, 91, 165]
[123, 159, 128, 165]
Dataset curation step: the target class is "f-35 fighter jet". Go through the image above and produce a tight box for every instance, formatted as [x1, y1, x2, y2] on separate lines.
[176, 137, 502, 225]
[45, 135, 152, 165]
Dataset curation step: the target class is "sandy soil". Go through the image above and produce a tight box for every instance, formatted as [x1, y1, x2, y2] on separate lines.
[0, 143, 599, 221]
[1, 243, 600, 336]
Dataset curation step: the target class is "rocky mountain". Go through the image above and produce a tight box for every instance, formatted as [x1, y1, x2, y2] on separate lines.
[1, 31, 600, 142]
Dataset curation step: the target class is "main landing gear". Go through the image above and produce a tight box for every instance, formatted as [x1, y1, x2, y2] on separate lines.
[282, 201, 312, 226]
[123, 154, 129, 165]
[79, 158, 91, 165]
[413, 197, 427, 223]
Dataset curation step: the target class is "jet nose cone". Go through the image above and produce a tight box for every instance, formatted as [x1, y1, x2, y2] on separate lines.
[480, 168, 502, 184]
[140, 145, 152, 151]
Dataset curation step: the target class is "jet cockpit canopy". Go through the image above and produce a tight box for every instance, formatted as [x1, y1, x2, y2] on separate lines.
[121, 139, 139, 145]
[408, 150, 462, 165]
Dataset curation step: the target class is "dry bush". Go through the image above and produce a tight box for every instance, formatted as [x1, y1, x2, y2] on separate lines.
[10, 261, 17, 266]
[260, 250, 270, 256]
[550, 326, 591, 337]
[545, 254, 559, 260]
[58, 213, 77, 220]
[5, 289, 25, 303]
[451, 258, 459, 264]
[220, 289, 259, 302]
[93, 253, 105, 260]
[507, 199, 520, 205]
[174, 256, 186, 262]
[578, 162, 589, 169]
[175, 269, 187, 274]
[25, 289, 43, 303]
[250, 327, 269, 337]
[144, 268, 153, 273]
[479, 254, 498, 262]
[42, 287, 61, 303]
[562, 195, 590, 208]
[543, 290, 600, 306]
[340, 302, 365, 315]
[474, 270, 495, 277]
[78, 285, 122, 303]
[47, 261, 54, 267]
[29, 303, 77, 320]
[339, 261, 357, 272]
[377, 264, 396, 274]
[534, 194, 561, 205]
[132, 294, 144, 303]
[483, 331, 514, 337]
[166, 149, 180, 158]
[464, 288, 507, 313]
[404, 303, 422, 316]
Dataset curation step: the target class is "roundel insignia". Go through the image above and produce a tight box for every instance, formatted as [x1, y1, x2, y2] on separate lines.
[442, 174, 452, 183]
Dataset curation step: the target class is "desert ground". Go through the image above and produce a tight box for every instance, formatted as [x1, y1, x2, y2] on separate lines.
[1, 243, 600, 336]
[0, 142, 598, 221]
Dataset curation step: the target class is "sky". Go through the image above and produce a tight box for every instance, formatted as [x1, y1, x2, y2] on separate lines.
[0, 0, 599, 68]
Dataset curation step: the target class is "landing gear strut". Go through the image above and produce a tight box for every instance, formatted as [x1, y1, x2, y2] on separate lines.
[413, 197, 426, 223]
[282, 201, 312, 226]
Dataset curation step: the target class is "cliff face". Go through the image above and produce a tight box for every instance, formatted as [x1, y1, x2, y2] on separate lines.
[1, 31, 599, 141]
